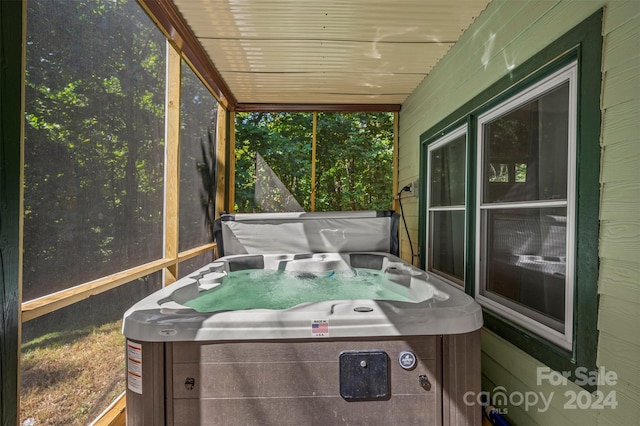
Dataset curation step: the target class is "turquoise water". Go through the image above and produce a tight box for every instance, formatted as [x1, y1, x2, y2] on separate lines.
[183, 268, 411, 312]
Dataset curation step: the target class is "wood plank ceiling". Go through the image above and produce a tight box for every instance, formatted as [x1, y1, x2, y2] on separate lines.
[146, 0, 490, 110]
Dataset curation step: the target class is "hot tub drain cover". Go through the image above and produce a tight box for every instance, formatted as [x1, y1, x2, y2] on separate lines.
[339, 350, 389, 401]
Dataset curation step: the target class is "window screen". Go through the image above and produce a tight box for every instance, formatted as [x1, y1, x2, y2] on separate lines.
[477, 62, 577, 347]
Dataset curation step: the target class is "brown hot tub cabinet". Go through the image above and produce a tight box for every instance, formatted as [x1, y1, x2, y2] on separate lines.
[125, 332, 480, 425]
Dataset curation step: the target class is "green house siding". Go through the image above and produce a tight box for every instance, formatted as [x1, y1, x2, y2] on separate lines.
[399, 1, 640, 425]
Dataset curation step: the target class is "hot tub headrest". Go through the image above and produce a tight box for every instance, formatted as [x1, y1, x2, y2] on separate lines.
[214, 211, 399, 257]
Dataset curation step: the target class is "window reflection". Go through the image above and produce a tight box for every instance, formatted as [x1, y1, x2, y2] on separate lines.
[484, 208, 567, 330]
[483, 82, 569, 204]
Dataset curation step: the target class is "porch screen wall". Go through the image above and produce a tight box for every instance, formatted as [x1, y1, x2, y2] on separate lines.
[21, 0, 172, 424]
[179, 60, 218, 252]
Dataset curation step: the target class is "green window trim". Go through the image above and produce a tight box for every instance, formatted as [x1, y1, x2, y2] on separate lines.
[418, 10, 602, 389]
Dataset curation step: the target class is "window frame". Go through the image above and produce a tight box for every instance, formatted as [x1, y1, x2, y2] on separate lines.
[418, 10, 602, 387]
[425, 125, 468, 286]
[475, 61, 579, 350]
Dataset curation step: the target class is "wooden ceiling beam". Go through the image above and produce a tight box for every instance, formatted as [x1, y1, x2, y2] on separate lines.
[235, 103, 401, 113]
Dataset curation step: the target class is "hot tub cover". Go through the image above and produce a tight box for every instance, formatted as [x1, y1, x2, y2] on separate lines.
[214, 210, 399, 257]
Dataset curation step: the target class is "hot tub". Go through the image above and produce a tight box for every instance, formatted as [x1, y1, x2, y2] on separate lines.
[123, 212, 483, 425]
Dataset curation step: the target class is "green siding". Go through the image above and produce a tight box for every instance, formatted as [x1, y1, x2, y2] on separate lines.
[482, 330, 599, 426]
[598, 296, 640, 347]
[602, 16, 639, 72]
[600, 139, 640, 191]
[598, 258, 640, 303]
[598, 331, 640, 387]
[399, 0, 640, 424]
[602, 99, 640, 144]
[600, 222, 640, 263]
[603, 59, 640, 109]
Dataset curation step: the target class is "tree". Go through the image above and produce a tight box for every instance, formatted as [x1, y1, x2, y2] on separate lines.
[23, 0, 166, 300]
[179, 60, 218, 250]
[234, 111, 394, 213]
[234, 112, 312, 212]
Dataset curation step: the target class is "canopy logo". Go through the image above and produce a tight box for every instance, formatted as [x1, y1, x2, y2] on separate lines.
[463, 367, 618, 413]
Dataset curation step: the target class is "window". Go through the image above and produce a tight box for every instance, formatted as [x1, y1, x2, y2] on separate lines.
[23, 0, 167, 301]
[426, 126, 467, 285]
[476, 63, 577, 349]
[20, 274, 162, 424]
[419, 11, 602, 383]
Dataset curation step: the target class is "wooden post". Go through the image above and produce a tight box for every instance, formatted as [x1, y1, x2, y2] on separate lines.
[0, 1, 26, 423]
[392, 112, 399, 212]
[311, 112, 317, 212]
[164, 43, 181, 285]
[215, 104, 227, 218]
[227, 111, 235, 213]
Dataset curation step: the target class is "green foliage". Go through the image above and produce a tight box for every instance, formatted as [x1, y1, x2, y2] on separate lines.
[23, 0, 167, 300]
[179, 60, 218, 250]
[316, 112, 394, 211]
[234, 112, 313, 212]
[234, 112, 394, 212]
[23, 0, 396, 301]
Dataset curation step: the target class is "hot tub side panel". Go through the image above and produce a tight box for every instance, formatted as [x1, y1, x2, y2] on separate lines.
[125, 341, 166, 425]
[126, 332, 481, 426]
[442, 331, 482, 425]
[169, 337, 442, 426]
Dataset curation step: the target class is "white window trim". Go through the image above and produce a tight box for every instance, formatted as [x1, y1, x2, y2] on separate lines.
[426, 125, 467, 284]
[474, 61, 578, 350]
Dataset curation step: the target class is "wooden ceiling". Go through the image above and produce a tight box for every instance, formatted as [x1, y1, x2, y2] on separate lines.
[140, 0, 490, 111]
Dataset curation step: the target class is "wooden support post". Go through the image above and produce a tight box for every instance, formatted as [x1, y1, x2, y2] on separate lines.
[227, 111, 235, 213]
[392, 111, 399, 212]
[311, 112, 317, 212]
[164, 43, 181, 285]
[215, 104, 227, 218]
[0, 1, 25, 423]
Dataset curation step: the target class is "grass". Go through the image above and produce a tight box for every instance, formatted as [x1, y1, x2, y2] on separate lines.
[20, 319, 126, 426]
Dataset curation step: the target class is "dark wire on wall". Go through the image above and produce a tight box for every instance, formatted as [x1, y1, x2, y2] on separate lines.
[397, 184, 415, 266]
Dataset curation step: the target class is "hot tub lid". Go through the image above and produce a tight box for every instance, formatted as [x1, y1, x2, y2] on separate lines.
[214, 210, 400, 257]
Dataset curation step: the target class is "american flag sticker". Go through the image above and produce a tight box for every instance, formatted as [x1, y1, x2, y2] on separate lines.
[311, 319, 329, 337]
